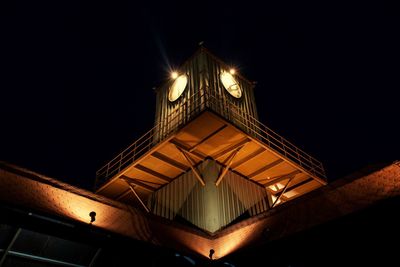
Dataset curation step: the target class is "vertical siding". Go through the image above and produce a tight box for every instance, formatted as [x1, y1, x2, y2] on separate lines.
[154, 49, 259, 142]
[148, 160, 269, 233]
[204, 52, 259, 134]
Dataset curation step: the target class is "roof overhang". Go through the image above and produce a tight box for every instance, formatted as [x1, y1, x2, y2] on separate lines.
[1, 161, 399, 259]
[97, 110, 327, 208]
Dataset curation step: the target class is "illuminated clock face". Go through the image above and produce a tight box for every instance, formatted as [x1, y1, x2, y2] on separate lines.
[220, 71, 242, 98]
[168, 74, 188, 102]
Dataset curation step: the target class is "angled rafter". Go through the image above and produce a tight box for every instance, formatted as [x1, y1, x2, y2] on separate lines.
[269, 194, 289, 203]
[176, 147, 206, 186]
[169, 139, 206, 160]
[215, 145, 245, 186]
[117, 175, 157, 201]
[271, 177, 293, 208]
[270, 177, 314, 196]
[189, 124, 228, 152]
[135, 164, 172, 183]
[122, 180, 150, 213]
[151, 151, 188, 171]
[259, 170, 301, 187]
[212, 137, 250, 160]
[120, 175, 156, 192]
[116, 189, 131, 201]
[231, 147, 265, 169]
[280, 195, 289, 202]
[248, 159, 284, 178]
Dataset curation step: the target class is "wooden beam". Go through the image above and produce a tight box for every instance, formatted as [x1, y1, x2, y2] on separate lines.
[280, 195, 289, 201]
[244, 134, 327, 185]
[212, 138, 250, 160]
[116, 189, 131, 201]
[124, 181, 150, 213]
[135, 164, 172, 183]
[282, 180, 321, 201]
[151, 151, 188, 171]
[268, 192, 289, 203]
[120, 175, 156, 192]
[95, 134, 178, 194]
[271, 177, 293, 208]
[177, 147, 206, 186]
[169, 139, 206, 160]
[231, 147, 265, 169]
[215, 146, 244, 186]
[260, 170, 301, 187]
[189, 124, 227, 152]
[273, 184, 280, 191]
[270, 178, 314, 195]
[248, 159, 284, 178]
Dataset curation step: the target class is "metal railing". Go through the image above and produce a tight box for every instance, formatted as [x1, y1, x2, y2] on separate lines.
[95, 90, 326, 188]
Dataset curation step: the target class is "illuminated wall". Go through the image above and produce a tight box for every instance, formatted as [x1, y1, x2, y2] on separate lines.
[148, 159, 269, 233]
[153, 48, 259, 142]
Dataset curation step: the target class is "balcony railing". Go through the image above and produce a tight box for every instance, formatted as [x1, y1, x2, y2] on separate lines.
[95, 90, 326, 188]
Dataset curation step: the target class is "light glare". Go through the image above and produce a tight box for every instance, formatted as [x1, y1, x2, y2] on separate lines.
[171, 71, 178, 79]
[168, 74, 188, 102]
[220, 71, 242, 98]
[229, 68, 236, 75]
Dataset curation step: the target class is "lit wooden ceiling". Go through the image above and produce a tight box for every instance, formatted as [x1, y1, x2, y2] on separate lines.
[97, 111, 326, 208]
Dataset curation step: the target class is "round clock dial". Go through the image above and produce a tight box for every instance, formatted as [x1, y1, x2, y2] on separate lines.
[168, 74, 188, 102]
[220, 71, 242, 98]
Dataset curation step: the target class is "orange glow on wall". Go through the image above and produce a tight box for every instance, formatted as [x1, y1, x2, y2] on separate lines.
[2, 162, 400, 260]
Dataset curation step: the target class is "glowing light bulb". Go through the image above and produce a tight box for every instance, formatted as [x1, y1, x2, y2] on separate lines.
[171, 72, 178, 79]
[229, 68, 236, 75]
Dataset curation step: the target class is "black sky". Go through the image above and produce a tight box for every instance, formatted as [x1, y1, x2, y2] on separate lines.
[1, 1, 398, 189]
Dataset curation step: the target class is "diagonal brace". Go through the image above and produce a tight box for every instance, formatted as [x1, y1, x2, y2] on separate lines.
[123, 180, 150, 213]
[215, 145, 244, 186]
[271, 177, 294, 208]
[176, 147, 206, 186]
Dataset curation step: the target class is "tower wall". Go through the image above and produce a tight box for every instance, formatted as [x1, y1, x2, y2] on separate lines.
[148, 159, 269, 233]
[154, 49, 259, 142]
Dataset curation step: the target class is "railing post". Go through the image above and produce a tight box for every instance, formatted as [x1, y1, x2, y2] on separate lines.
[320, 163, 325, 177]
[95, 88, 326, 189]
[118, 154, 121, 172]
[106, 162, 110, 179]
[133, 142, 137, 161]
[94, 174, 98, 190]
[306, 155, 312, 174]
[281, 136, 286, 156]
[295, 147, 302, 166]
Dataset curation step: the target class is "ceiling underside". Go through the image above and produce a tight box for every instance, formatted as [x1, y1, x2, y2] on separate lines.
[98, 111, 326, 208]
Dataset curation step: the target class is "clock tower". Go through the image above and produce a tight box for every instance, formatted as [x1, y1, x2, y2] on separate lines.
[154, 48, 259, 141]
[95, 48, 326, 244]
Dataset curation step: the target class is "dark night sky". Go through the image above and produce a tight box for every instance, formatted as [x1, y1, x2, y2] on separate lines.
[1, 1, 398, 189]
